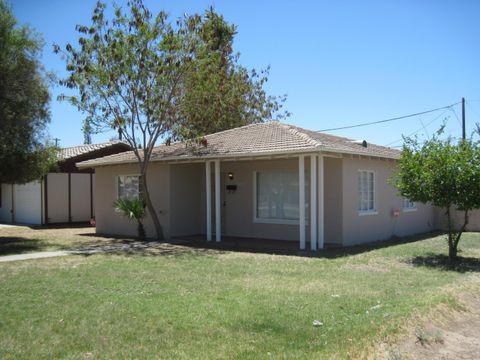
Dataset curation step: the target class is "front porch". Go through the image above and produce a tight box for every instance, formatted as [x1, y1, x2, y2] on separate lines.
[168, 154, 343, 249]
[198, 154, 339, 250]
[171, 234, 338, 255]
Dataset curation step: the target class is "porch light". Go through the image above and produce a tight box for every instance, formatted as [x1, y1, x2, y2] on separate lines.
[228, 172, 234, 180]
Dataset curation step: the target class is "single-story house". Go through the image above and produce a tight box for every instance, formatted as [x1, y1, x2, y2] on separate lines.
[77, 121, 437, 250]
[0, 140, 131, 225]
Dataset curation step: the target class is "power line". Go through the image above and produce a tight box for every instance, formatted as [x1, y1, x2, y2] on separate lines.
[450, 107, 462, 126]
[317, 101, 461, 132]
[384, 109, 451, 147]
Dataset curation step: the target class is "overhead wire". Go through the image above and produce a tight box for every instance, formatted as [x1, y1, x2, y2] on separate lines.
[450, 106, 462, 126]
[317, 101, 461, 132]
[384, 109, 451, 147]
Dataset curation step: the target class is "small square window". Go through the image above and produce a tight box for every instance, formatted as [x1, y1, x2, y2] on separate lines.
[402, 198, 417, 211]
[117, 175, 142, 200]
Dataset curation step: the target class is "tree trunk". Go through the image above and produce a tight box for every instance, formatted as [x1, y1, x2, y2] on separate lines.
[446, 207, 469, 263]
[137, 220, 146, 241]
[140, 167, 164, 241]
[445, 206, 457, 263]
[448, 238, 458, 263]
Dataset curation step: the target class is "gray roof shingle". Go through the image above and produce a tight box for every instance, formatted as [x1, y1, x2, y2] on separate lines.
[77, 122, 400, 168]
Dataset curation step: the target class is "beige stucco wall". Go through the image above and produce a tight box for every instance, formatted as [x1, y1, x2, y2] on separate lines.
[93, 154, 438, 245]
[217, 158, 304, 241]
[341, 157, 434, 246]
[434, 207, 480, 232]
[169, 163, 204, 237]
[94, 162, 170, 239]
[324, 157, 343, 245]
[168, 156, 342, 243]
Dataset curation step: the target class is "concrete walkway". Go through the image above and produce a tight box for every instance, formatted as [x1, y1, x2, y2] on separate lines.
[0, 250, 99, 263]
[0, 224, 19, 228]
[0, 251, 70, 262]
[0, 239, 174, 263]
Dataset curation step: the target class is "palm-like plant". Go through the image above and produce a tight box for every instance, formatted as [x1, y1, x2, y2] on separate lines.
[114, 198, 146, 241]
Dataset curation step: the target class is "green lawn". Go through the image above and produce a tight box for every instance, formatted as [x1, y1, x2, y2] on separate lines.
[0, 231, 479, 359]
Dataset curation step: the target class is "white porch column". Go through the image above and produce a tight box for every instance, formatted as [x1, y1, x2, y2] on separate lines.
[299, 155, 306, 250]
[205, 161, 212, 241]
[214, 159, 221, 242]
[310, 155, 317, 251]
[318, 155, 325, 249]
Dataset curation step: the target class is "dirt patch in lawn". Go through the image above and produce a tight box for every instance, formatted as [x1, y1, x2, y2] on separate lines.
[376, 277, 480, 360]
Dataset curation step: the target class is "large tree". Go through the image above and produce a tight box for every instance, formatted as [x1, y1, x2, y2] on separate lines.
[56, 0, 287, 240]
[173, 8, 288, 141]
[0, 0, 56, 183]
[394, 130, 480, 262]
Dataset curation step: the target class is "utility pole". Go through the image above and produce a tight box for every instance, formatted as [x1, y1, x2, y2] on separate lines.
[462, 97, 466, 140]
[54, 138, 60, 147]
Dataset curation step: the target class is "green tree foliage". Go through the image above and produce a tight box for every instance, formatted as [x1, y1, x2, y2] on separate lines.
[0, 0, 57, 183]
[114, 198, 146, 240]
[394, 130, 480, 262]
[56, 0, 287, 239]
[174, 8, 289, 141]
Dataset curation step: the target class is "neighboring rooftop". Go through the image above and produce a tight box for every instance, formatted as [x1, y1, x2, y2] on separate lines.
[59, 140, 130, 160]
[77, 122, 400, 168]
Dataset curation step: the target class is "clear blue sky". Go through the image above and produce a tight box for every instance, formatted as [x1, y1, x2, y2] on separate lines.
[10, 0, 480, 148]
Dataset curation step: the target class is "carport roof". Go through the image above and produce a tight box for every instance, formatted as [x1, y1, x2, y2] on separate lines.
[76, 121, 400, 168]
[60, 140, 131, 161]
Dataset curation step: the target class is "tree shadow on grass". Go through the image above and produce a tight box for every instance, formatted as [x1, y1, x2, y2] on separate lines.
[71, 233, 223, 258]
[74, 243, 221, 259]
[318, 231, 445, 259]
[75, 231, 445, 259]
[0, 237, 43, 256]
[410, 254, 480, 273]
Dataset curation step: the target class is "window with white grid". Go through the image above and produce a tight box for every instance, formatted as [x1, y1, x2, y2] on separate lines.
[358, 170, 375, 213]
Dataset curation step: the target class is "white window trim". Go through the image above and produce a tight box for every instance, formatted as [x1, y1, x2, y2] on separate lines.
[252, 171, 300, 225]
[116, 174, 141, 200]
[357, 169, 377, 216]
[358, 210, 379, 216]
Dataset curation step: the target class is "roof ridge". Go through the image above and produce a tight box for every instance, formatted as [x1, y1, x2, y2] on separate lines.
[283, 124, 322, 148]
[204, 120, 278, 139]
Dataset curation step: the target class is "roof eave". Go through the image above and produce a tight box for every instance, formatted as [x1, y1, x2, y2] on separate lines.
[76, 145, 398, 169]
